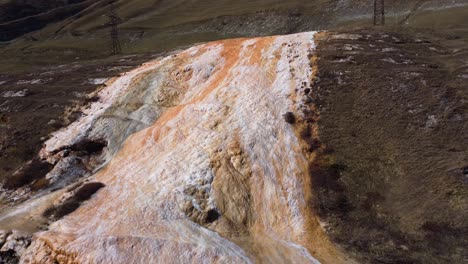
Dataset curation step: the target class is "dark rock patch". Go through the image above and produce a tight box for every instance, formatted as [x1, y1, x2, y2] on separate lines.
[283, 112, 296, 124]
[70, 138, 107, 155]
[2, 158, 53, 190]
[43, 182, 105, 221]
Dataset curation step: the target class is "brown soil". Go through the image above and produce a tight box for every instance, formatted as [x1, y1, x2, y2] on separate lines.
[310, 29, 467, 263]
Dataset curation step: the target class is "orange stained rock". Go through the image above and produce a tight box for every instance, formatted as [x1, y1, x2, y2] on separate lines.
[22, 32, 355, 264]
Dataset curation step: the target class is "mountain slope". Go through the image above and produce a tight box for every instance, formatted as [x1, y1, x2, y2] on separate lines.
[1, 0, 467, 59]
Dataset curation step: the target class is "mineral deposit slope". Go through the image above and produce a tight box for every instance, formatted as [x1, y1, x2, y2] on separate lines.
[21, 32, 351, 263]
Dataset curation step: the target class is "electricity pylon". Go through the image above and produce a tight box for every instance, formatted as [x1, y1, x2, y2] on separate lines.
[106, 1, 122, 55]
[374, 0, 385, 26]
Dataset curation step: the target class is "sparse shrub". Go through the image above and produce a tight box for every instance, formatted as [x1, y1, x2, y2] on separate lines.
[0, 249, 18, 264]
[302, 109, 317, 123]
[362, 192, 385, 210]
[300, 125, 312, 139]
[85, 95, 100, 104]
[308, 160, 351, 216]
[74, 182, 106, 200]
[304, 138, 321, 152]
[30, 177, 50, 191]
[322, 146, 335, 155]
[283, 112, 296, 124]
[308, 162, 344, 192]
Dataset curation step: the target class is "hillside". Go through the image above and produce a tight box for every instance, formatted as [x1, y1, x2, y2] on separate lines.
[1, 0, 467, 59]
[0, 28, 466, 263]
[0, 1, 467, 263]
[0, 0, 90, 23]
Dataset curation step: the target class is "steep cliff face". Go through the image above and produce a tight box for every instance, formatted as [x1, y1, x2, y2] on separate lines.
[18, 32, 351, 263]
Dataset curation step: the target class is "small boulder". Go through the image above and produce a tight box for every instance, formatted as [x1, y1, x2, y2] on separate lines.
[0, 230, 32, 261]
[283, 112, 296, 124]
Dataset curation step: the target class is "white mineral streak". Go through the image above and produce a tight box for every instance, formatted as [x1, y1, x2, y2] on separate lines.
[23, 32, 327, 263]
[40, 57, 168, 159]
[1, 89, 29, 98]
[87, 78, 110, 85]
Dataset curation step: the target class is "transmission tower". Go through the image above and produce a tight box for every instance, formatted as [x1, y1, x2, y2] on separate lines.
[106, 1, 122, 55]
[374, 0, 385, 26]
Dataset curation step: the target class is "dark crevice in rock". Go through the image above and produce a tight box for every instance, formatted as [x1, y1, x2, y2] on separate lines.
[43, 182, 105, 221]
[70, 138, 107, 155]
[0, 249, 19, 264]
[0, 230, 31, 263]
[205, 209, 221, 224]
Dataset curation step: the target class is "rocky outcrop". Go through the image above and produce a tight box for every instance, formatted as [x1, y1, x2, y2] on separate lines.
[17, 32, 353, 263]
[0, 230, 32, 263]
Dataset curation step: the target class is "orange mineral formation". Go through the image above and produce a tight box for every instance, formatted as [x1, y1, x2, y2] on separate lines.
[21, 32, 352, 264]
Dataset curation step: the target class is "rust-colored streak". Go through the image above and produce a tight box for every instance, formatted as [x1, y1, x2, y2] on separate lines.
[250, 36, 275, 65]
[147, 38, 252, 144]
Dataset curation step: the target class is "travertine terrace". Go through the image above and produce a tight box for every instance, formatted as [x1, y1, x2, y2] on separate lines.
[14, 32, 351, 263]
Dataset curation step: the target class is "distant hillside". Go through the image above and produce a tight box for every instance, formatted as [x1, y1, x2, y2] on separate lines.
[0, 0, 86, 23]
[0, 0, 96, 41]
[0, 0, 467, 59]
